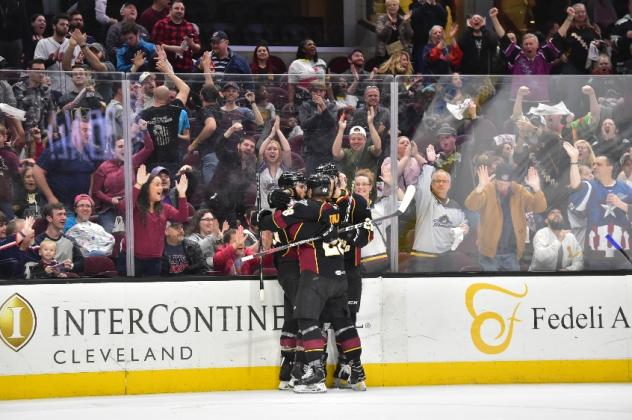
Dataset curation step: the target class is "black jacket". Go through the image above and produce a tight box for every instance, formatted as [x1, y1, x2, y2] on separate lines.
[457, 27, 498, 75]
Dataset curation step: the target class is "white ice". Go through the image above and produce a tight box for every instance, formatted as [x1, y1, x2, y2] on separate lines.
[1, 384, 631, 420]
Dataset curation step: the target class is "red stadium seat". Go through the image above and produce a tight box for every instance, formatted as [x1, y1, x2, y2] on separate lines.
[83, 256, 118, 278]
[327, 56, 350, 74]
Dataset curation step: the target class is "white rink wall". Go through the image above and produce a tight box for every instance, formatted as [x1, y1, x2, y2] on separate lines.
[0, 275, 631, 399]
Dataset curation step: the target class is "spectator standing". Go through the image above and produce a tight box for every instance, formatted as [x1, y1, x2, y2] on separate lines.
[610, 0, 632, 73]
[13, 59, 54, 137]
[380, 136, 422, 196]
[420, 24, 462, 76]
[0, 124, 19, 219]
[116, 22, 157, 72]
[465, 164, 547, 271]
[32, 119, 102, 211]
[207, 127, 257, 226]
[288, 39, 328, 108]
[560, 3, 602, 75]
[0, 0, 28, 68]
[151, 0, 200, 73]
[258, 116, 292, 210]
[591, 118, 631, 163]
[187, 83, 220, 184]
[91, 125, 154, 233]
[409, 0, 447, 73]
[207, 31, 251, 87]
[457, 14, 498, 75]
[106, 2, 150, 65]
[375, 0, 413, 63]
[529, 208, 583, 271]
[297, 82, 338, 173]
[138, 0, 170, 35]
[342, 49, 377, 104]
[566, 142, 632, 269]
[22, 14, 47, 67]
[488, 7, 572, 100]
[408, 144, 469, 272]
[332, 110, 382, 183]
[349, 85, 391, 156]
[250, 43, 284, 80]
[33, 14, 80, 99]
[139, 57, 191, 174]
[120, 164, 189, 276]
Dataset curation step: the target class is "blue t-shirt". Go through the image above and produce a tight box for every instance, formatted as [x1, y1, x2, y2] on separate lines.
[37, 139, 100, 209]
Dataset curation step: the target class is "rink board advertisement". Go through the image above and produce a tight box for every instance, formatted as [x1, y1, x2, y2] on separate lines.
[0, 275, 631, 399]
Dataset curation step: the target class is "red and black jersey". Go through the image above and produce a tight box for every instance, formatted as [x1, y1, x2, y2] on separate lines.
[259, 212, 299, 262]
[336, 193, 373, 267]
[272, 198, 346, 279]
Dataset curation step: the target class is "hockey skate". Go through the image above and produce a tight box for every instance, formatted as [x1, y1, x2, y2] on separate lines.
[293, 361, 326, 394]
[347, 360, 367, 391]
[287, 361, 305, 389]
[278, 357, 294, 391]
[333, 362, 351, 389]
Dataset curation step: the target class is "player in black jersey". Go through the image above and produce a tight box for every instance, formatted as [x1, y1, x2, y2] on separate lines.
[315, 163, 371, 390]
[259, 171, 307, 390]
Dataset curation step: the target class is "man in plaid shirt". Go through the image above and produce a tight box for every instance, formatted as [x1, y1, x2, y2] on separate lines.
[151, 0, 200, 73]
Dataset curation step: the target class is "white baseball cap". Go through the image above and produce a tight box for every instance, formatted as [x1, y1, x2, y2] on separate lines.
[349, 126, 366, 137]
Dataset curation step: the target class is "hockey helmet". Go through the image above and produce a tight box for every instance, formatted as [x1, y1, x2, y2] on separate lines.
[278, 171, 306, 190]
[307, 172, 332, 197]
[315, 162, 339, 178]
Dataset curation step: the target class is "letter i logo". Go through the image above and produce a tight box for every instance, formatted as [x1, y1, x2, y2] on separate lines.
[0, 293, 37, 351]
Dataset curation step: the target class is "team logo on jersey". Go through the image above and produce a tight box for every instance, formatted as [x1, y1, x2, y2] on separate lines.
[433, 214, 454, 228]
[465, 283, 528, 355]
[0, 293, 37, 352]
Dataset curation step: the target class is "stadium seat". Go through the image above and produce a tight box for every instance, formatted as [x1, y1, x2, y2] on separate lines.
[267, 55, 287, 74]
[328, 56, 350, 74]
[83, 256, 118, 278]
[267, 86, 288, 109]
[289, 134, 303, 154]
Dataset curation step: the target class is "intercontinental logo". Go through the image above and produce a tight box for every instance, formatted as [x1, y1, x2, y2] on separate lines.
[465, 282, 528, 355]
[0, 293, 37, 352]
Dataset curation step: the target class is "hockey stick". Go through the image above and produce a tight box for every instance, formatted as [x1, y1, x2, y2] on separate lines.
[255, 170, 264, 301]
[240, 185, 415, 263]
[605, 234, 632, 265]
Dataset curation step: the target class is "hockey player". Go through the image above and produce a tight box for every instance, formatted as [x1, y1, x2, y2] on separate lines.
[314, 162, 372, 389]
[271, 172, 365, 393]
[258, 171, 307, 390]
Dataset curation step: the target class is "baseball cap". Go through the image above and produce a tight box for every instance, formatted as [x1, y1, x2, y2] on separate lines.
[150, 166, 170, 177]
[74, 193, 94, 207]
[88, 42, 105, 55]
[621, 152, 632, 167]
[221, 81, 239, 91]
[120, 2, 135, 14]
[437, 123, 456, 137]
[349, 126, 366, 137]
[211, 30, 229, 42]
[494, 163, 515, 182]
[139, 72, 154, 84]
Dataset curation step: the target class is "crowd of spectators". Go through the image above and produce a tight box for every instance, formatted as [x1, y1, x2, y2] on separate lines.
[1, 0, 632, 279]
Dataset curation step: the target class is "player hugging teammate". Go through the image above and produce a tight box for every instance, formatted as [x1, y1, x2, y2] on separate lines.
[257, 163, 372, 393]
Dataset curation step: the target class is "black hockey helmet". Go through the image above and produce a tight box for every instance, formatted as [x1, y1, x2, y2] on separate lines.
[315, 162, 339, 178]
[307, 172, 332, 197]
[278, 171, 306, 190]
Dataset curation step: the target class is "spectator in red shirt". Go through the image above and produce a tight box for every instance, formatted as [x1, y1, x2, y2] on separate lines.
[151, 0, 200, 73]
[138, 0, 170, 35]
[213, 225, 272, 275]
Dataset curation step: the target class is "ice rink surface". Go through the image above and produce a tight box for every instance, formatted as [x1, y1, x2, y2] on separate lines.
[1, 383, 631, 420]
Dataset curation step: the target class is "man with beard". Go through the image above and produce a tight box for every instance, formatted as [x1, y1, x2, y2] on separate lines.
[529, 208, 583, 271]
[151, 0, 200, 73]
[342, 49, 377, 104]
